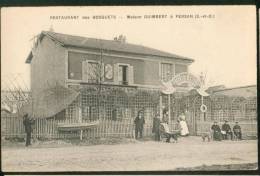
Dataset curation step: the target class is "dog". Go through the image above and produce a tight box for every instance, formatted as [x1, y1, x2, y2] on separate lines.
[201, 132, 211, 142]
[233, 134, 238, 141]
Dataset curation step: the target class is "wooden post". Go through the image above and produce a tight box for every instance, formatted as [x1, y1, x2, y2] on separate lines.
[159, 94, 162, 120]
[78, 106, 83, 140]
[168, 94, 171, 124]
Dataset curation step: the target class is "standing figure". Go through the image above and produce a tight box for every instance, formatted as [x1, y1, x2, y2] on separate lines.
[23, 114, 35, 146]
[152, 113, 161, 141]
[162, 108, 169, 124]
[179, 113, 189, 136]
[211, 121, 222, 141]
[221, 120, 233, 140]
[233, 121, 242, 140]
[134, 110, 145, 139]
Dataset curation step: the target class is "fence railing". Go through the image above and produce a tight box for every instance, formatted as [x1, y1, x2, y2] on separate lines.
[1, 115, 257, 139]
[1, 116, 136, 139]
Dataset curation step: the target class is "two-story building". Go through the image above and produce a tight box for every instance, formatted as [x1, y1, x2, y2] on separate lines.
[25, 31, 194, 122]
[14, 31, 256, 139]
[19, 31, 200, 139]
[26, 32, 193, 89]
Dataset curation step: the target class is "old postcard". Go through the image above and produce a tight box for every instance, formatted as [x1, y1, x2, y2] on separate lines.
[1, 6, 257, 172]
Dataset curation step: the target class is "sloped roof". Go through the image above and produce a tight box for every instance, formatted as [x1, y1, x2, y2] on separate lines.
[26, 31, 194, 63]
[206, 85, 226, 93]
[211, 85, 256, 98]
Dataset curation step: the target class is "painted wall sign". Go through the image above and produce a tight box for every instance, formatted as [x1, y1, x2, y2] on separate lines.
[171, 72, 201, 88]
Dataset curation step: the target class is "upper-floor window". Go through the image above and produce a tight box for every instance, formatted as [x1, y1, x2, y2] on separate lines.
[88, 62, 99, 83]
[82, 60, 104, 83]
[161, 63, 173, 82]
[175, 64, 188, 75]
[118, 65, 128, 85]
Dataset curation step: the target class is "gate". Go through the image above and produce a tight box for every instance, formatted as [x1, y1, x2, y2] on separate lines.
[172, 94, 212, 136]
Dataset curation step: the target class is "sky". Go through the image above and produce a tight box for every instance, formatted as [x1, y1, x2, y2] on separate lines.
[1, 6, 257, 90]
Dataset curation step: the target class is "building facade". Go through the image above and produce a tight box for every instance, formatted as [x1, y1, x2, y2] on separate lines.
[26, 31, 194, 94]
[25, 31, 194, 123]
[20, 31, 256, 139]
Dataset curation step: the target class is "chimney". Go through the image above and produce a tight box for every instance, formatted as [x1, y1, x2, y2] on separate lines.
[114, 35, 126, 43]
[49, 25, 54, 32]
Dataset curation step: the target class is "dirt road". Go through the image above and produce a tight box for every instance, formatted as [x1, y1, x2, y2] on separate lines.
[2, 137, 257, 171]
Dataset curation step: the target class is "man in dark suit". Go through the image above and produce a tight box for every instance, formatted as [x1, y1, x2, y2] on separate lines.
[222, 120, 233, 140]
[134, 110, 145, 139]
[233, 121, 242, 140]
[23, 113, 35, 146]
[152, 113, 161, 141]
[211, 121, 222, 141]
[162, 108, 169, 124]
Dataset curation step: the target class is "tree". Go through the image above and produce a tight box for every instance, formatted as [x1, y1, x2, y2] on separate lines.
[81, 42, 106, 121]
[1, 74, 30, 115]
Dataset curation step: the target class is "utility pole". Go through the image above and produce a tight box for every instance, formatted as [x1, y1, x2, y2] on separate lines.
[97, 40, 104, 120]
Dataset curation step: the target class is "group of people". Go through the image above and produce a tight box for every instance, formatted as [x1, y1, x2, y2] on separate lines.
[134, 108, 189, 143]
[134, 108, 243, 143]
[23, 109, 242, 146]
[211, 120, 242, 141]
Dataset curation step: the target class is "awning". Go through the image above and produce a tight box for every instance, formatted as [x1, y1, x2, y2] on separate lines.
[196, 88, 209, 97]
[20, 85, 79, 119]
[160, 81, 176, 95]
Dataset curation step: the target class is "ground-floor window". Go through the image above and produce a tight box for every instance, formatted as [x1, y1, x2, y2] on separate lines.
[82, 106, 98, 121]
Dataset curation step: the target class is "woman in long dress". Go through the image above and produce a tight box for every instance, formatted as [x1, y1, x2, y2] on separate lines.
[179, 113, 189, 136]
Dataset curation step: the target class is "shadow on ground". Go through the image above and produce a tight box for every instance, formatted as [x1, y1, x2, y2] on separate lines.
[175, 162, 258, 170]
[1, 136, 147, 148]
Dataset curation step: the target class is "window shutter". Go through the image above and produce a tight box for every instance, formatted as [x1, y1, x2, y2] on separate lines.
[82, 61, 88, 81]
[101, 62, 105, 82]
[128, 65, 134, 85]
[113, 63, 119, 84]
[118, 66, 123, 83]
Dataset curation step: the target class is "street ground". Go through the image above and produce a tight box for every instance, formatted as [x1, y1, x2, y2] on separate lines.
[1, 136, 257, 171]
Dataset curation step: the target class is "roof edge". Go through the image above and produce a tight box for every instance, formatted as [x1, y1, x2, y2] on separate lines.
[25, 31, 66, 64]
[65, 44, 194, 63]
[25, 51, 33, 64]
[42, 31, 65, 46]
[213, 84, 256, 93]
[26, 31, 195, 63]
[44, 31, 194, 62]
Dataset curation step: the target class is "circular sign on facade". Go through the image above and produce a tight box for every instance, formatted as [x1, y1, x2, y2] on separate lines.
[105, 64, 113, 79]
[200, 104, 207, 113]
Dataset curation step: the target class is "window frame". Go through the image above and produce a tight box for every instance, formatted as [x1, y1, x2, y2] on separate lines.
[117, 63, 130, 85]
[82, 59, 104, 83]
[160, 62, 174, 82]
[87, 61, 100, 83]
[175, 63, 188, 75]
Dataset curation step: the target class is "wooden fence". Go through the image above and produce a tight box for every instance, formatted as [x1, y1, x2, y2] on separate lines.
[2, 116, 135, 139]
[1, 115, 257, 140]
